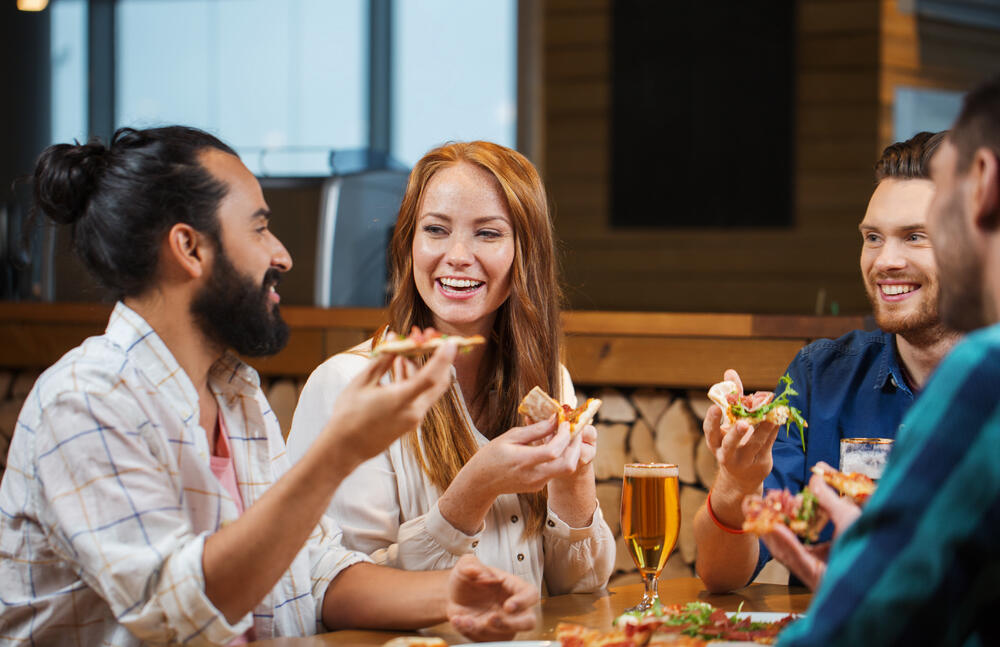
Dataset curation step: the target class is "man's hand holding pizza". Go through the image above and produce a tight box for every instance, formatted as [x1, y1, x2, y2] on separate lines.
[703, 369, 783, 530]
[758, 462, 862, 591]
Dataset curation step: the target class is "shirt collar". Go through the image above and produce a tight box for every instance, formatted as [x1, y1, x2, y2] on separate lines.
[874, 330, 914, 397]
[105, 302, 261, 423]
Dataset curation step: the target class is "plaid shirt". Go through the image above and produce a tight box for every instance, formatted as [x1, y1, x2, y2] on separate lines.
[0, 303, 368, 646]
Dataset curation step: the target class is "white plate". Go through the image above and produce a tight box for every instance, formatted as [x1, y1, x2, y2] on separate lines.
[452, 642, 554, 647]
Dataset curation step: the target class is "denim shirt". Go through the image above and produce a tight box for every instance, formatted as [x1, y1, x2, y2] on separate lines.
[754, 329, 917, 579]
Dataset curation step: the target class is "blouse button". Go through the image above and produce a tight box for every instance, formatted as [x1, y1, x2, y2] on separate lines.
[517, 553, 525, 561]
[547, 519, 555, 528]
[511, 515, 519, 523]
[472, 541, 479, 548]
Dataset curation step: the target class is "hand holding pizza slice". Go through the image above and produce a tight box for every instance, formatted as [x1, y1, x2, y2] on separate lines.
[750, 463, 865, 591]
[707, 373, 808, 451]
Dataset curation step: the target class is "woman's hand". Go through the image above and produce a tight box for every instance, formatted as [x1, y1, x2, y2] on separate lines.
[437, 416, 585, 535]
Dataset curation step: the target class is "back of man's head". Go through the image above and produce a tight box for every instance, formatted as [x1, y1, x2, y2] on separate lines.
[33, 126, 237, 300]
[874, 131, 946, 184]
[950, 73, 1000, 174]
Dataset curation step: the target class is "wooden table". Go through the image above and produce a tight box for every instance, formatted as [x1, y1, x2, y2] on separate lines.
[249, 578, 811, 646]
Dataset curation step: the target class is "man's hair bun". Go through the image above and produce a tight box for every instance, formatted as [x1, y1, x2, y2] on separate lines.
[32, 139, 110, 226]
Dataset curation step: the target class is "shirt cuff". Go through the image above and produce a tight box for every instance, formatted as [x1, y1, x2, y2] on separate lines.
[169, 532, 254, 645]
[544, 499, 601, 542]
[421, 501, 485, 555]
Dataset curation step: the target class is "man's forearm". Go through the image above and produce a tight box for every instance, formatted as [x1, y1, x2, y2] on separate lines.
[203, 432, 360, 623]
[693, 472, 762, 593]
[322, 563, 450, 630]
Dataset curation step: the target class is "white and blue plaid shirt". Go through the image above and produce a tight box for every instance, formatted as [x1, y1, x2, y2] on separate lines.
[0, 302, 368, 646]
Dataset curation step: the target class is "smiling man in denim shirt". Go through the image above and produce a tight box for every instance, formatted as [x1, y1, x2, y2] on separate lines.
[694, 131, 963, 593]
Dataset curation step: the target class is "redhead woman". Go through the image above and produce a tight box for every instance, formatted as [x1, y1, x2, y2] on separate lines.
[287, 141, 614, 594]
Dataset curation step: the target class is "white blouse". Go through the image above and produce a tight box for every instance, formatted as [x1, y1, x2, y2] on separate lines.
[287, 341, 616, 595]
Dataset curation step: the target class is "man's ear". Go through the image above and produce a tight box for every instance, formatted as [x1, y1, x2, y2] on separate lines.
[164, 223, 213, 279]
[971, 147, 1000, 232]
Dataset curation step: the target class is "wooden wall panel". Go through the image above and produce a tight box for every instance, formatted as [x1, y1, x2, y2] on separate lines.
[878, 0, 1000, 147]
[543, 0, 881, 315]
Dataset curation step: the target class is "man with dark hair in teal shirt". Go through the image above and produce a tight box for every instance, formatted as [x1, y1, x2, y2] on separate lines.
[773, 73, 1000, 646]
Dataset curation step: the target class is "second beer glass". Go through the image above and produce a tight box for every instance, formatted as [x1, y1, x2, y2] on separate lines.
[620, 463, 680, 611]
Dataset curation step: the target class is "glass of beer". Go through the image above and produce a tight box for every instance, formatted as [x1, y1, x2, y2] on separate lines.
[620, 463, 680, 612]
[840, 438, 894, 481]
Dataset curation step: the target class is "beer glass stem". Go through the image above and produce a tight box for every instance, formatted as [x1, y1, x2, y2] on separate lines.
[641, 571, 659, 609]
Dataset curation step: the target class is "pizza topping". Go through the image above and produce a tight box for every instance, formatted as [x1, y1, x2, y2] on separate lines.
[708, 374, 809, 451]
[607, 601, 796, 645]
[811, 464, 876, 505]
[518, 386, 602, 436]
[742, 487, 829, 542]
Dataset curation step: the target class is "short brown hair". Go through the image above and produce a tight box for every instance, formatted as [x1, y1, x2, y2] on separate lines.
[951, 73, 1000, 173]
[874, 131, 946, 183]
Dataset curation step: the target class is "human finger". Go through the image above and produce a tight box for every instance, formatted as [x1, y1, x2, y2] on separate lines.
[503, 415, 559, 444]
[358, 352, 395, 386]
[760, 524, 824, 591]
[400, 341, 457, 400]
[703, 406, 725, 451]
[808, 472, 862, 532]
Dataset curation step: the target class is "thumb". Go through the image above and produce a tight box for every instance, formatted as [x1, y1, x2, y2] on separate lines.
[808, 473, 861, 528]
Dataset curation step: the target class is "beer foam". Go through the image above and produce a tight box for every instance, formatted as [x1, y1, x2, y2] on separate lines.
[624, 463, 679, 478]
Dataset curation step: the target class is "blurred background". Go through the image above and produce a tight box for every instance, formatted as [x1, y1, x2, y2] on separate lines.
[3, 0, 1000, 314]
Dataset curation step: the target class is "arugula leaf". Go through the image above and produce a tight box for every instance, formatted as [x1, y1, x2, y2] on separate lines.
[728, 373, 808, 451]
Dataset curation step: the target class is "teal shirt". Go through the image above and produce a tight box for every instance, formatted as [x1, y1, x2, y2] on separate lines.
[778, 323, 1000, 647]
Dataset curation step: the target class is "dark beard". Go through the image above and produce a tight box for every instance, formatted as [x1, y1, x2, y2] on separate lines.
[936, 197, 989, 333]
[191, 249, 289, 357]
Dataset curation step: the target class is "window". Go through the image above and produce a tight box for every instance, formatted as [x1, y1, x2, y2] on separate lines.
[115, 0, 366, 176]
[50, 0, 87, 144]
[391, 0, 517, 166]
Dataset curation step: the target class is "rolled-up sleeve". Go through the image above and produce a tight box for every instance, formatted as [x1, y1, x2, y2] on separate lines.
[542, 500, 616, 594]
[36, 392, 251, 646]
[307, 515, 373, 625]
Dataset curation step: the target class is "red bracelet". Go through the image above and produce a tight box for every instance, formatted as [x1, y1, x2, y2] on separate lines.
[706, 488, 745, 535]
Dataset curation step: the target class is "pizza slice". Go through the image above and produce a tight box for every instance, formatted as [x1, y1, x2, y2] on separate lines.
[557, 622, 639, 647]
[741, 488, 829, 542]
[370, 325, 485, 358]
[707, 374, 808, 450]
[811, 463, 876, 505]
[518, 386, 602, 436]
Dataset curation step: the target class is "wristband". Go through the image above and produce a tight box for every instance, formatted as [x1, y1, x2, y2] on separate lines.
[706, 488, 746, 535]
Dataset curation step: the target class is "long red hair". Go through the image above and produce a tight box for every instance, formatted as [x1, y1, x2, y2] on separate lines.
[384, 141, 564, 536]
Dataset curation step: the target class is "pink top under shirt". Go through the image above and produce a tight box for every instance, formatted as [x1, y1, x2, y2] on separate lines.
[210, 412, 253, 645]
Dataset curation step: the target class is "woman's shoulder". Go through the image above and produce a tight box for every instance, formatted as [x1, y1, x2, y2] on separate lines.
[306, 338, 377, 385]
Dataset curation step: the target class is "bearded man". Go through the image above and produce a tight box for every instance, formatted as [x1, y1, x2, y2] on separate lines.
[771, 72, 1000, 647]
[0, 126, 546, 646]
[694, 131, 963, 593]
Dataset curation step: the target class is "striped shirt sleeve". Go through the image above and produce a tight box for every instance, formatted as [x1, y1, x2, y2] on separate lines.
[777, 330, 1000, 646]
